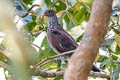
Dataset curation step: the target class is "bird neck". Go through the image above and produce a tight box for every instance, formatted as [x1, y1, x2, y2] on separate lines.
[49, 15, 58, 24]
[47, 16, 59, 32]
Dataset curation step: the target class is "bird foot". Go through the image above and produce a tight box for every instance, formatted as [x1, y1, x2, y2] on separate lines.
[53, 58, 61, 63]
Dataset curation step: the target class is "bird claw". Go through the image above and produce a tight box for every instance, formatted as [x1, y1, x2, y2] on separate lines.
[53, 58, 61, 62]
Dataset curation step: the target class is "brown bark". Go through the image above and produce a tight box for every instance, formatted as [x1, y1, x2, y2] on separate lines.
[64, 0, 113, 80]
[33, 70, 110, 79]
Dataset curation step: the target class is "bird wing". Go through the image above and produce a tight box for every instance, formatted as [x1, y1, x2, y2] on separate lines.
[50, 26, 78, 53]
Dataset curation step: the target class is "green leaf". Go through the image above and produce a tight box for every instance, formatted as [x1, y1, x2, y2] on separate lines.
[69, 2, 81, 13]
[101, 39, 114, 51]
[55, 1, 66, 12]
[54, 76, 63, 80]
[67, 12, 79, 25]
[24, 20, 36, 32]
[100, 58, 110, 69]
[76, 34, 83, 42]
[79, 14, 86, 23]
[111, 65, 120, 80]
[111, 27, 120, 34]
[66, 0, 72, 6]
[75, 8, 86, 22]
[44, 0, 53, 8]
[58, 10, 67, 25]
[115, 45, 120, 54]
[108, 48, 119, 61]
[70, 24, 85, 40]
[36, 15, 44, 25]
[79, 0, 93, 5]
[23, 0, 33, 5]
[64, 15, 70, 27]
[67, 19, 74, 30]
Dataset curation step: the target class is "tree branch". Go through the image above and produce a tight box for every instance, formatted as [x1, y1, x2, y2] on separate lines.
[31, 50, 75, 71]
[64, 0, 113, 80]
[0, 61, 10, 70]
[0, 45, 13, 59]
[34, 70, 64, 78]
[33, 70, 110, 79]
[0, 46, 110, 80]
[89, 72, 110, 80]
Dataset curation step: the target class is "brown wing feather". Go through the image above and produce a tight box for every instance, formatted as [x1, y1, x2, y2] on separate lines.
[47, 26, 78, 55]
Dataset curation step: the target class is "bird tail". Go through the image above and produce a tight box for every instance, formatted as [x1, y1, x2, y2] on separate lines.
[92, 65, 100, 72]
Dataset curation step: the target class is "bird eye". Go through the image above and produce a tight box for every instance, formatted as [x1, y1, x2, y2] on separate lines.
[48, 11, 50, 13]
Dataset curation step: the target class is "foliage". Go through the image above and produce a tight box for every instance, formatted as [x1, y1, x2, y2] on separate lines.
[0, 0, 120, 80]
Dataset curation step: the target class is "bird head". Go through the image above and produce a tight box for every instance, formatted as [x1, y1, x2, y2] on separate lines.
[42, 9, 56, 18]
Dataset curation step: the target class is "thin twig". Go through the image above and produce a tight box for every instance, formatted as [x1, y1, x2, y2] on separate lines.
[32, 50, 75, 71]
[50, 0, 58, 8]
[32, 43, 40, 49]
[0, 61, 10, 70]
[0, 45, 12, 60]
[30, 30, 44, 36]
[44, 67, 64, 71]
[20, 4, 40, 18]
[38, 60, 52, 68]
[32, 43, 49, 58]
[0, 61, 9, 69]
[15, 16, 21, 24]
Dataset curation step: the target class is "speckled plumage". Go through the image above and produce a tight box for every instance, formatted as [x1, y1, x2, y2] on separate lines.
[43, 9, 100, 72]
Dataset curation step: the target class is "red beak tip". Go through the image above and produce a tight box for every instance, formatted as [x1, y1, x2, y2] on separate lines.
[41, 14, 46, 18]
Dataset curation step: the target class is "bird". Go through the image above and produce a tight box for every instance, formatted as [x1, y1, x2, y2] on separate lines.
[42, 9, 100, 72]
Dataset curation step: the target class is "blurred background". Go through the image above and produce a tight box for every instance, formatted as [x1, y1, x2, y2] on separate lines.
[0, 0, 120, 80]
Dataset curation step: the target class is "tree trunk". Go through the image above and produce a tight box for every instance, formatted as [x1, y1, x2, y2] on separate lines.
[64, 0, 113, 80]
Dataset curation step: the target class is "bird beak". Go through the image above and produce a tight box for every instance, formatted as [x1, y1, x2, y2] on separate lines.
[41, 14, 46, 18]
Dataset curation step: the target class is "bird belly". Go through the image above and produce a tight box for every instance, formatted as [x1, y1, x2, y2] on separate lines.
[47, 34, 61, 54]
